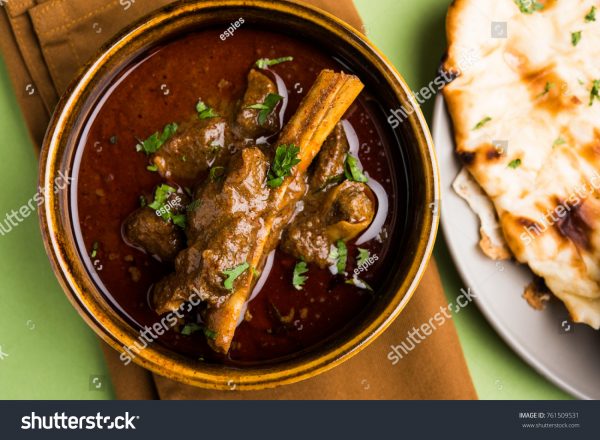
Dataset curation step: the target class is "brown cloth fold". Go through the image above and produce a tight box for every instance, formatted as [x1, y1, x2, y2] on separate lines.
[0, 0, 477, 400]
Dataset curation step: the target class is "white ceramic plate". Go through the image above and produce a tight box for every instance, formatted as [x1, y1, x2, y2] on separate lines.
[432, 94, 600, 400]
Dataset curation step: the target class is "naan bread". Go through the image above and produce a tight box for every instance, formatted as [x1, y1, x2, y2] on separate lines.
[443, 0, 600, 328]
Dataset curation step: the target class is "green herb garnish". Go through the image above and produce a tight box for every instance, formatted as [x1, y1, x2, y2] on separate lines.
[572, 31, 582, 46]
[148, 184, 176, 211]
[203, 328, 217, 340]
[345, 276, 373, 291]
[209, 166, 225, 182]
[246, 93, 283, 125]
[585, 6, 596, 22]
[590, 80, 600, 106]
[255, 56, 294, 69]
[292, 261, 309, 290]
[357, 248, 370, 266]
[553, 137, 566, 148]
[537, 81, 554, 98]
[508, 158, 522, 169]
[135, 122, 178, 154]
[514, 0, 543, 14]
[196, 99, 219, 119]
[139, 195, 147, 207]
[146, 164, 158, 172]
[329, 240, 348, 273]
[181, 323, 217, 340]
[472, 116, 492, 130]
[222, 262, 250, 290]
[109, 135, 117, 145]
[171, 214, 186, 229]
[147, 184, 185, 228]
[344, 155, 368, 183]
[267, 144, 301, 188]
[90, 241, 99, 259]
[181, 323, 203, 336]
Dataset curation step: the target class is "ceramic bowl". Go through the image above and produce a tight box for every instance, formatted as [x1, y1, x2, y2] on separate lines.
[39, 0, 439, 390]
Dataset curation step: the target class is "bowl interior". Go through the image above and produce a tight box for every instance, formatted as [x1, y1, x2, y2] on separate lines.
[40, 0, 438, 389]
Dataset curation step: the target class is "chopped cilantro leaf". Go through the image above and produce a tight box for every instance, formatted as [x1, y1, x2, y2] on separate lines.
[514, 0, 543, 14]
[171, 214, 186, 229]
[222, 262, 249, 290]
[357, 248, 370, 266]
[196, 99, 219, 119]
[135, 122, 177, 154]
[508, 158, 522, 169]
[572, 31, 582, 46]
[246, 93, 282, 125]
[147, 184, 186, 228]
[537, 81, 554, 98]
[553, 137, 566, 148]
[146, 164, 158, 172]
[255, 56, 293, 69]
[344, 155, 368, 183]
[181, 323, 217, 340]
[148, 184, 176, 211]
[472, 116, 492, 130]
[209, 166, 225, 182]
[267, 144, 301, 188]
[292, 261, 309, 290]
[181, 323, 203, 336]
[90, 241, 99, 259]
[585, 6, 596, 22]
[590, 80, 600, 106]
[328, 240, 348, 274]
[203, 328, 217, 340]
[345, 276, 373, 291]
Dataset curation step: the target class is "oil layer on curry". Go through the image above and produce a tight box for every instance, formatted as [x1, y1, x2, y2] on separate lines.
[75, 28, 397, 364]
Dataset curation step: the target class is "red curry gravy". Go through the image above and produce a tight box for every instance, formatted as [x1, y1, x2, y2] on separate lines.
[75, 28, 398, 365]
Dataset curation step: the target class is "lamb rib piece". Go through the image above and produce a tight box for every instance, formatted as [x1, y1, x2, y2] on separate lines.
[206, 70, 364, 353]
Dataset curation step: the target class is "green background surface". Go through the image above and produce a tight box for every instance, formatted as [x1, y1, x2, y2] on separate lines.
[0, 0, 570, 399]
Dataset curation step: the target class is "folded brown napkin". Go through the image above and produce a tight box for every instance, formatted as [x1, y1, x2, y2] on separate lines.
[0, 0, 477, 400]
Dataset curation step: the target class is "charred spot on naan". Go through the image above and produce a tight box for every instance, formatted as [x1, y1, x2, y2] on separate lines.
[555, 198, 594, 252]
[457, 143, 506, 167]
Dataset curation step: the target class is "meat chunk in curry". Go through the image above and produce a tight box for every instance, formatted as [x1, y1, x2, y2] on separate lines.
[234, 69, 281, 139]
[153, 147, 271, 313]
[123, 68, 371, 354]
[123, 207, 185, 262]
[151, 117, 231, 183]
